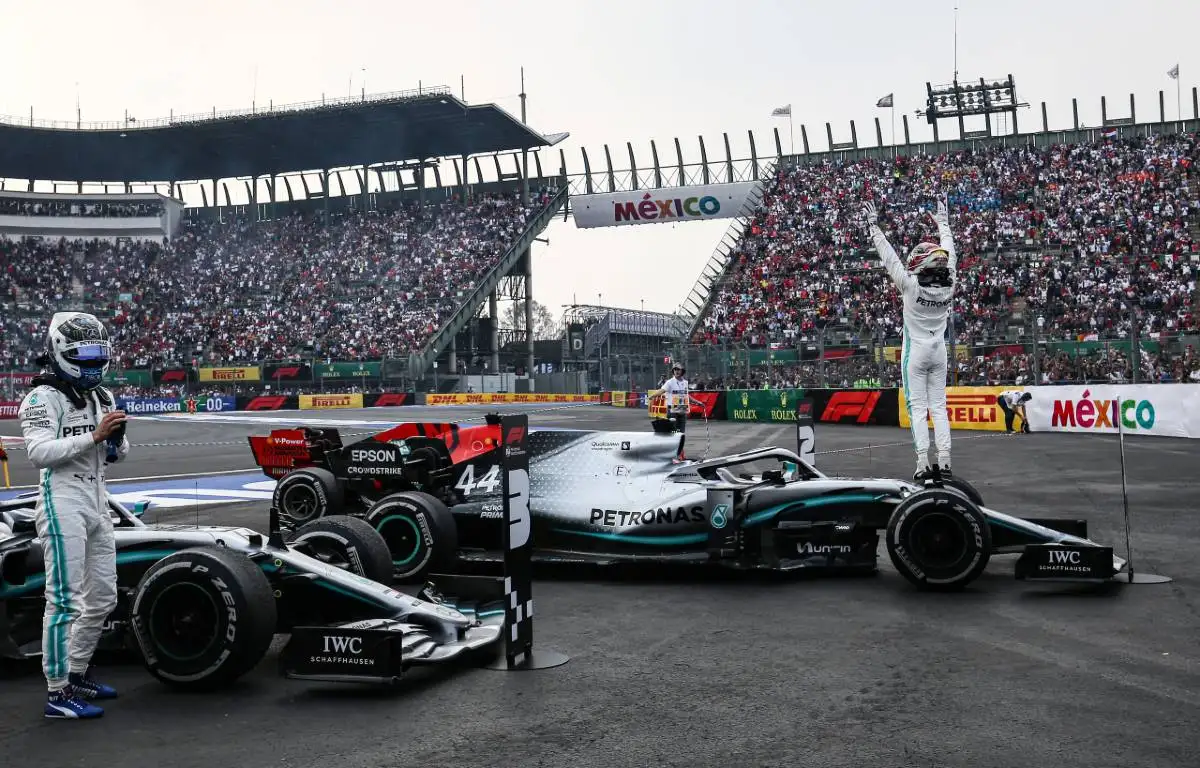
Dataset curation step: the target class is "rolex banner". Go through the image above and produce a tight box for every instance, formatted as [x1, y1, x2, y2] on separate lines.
[315, 362, 382, 379]
[725, 389, 806, 422]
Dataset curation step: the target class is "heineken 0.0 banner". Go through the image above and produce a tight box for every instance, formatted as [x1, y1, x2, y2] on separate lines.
[116, 395, 237, 414]
[725, 389, 806, 422]
[315, 362, 382, 378]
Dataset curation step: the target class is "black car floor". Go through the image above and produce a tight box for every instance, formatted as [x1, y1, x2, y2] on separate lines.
[0, 405, 1197, 768]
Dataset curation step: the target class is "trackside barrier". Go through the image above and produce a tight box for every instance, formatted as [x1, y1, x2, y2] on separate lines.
[898, 386, 1011, 432]
[425, 393, 600, 405]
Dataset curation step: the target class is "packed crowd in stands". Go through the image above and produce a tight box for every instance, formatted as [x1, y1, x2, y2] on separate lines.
[0, 197, 164, 217]
[695, 132, 1200, 351]
[0, 190, 553, 369]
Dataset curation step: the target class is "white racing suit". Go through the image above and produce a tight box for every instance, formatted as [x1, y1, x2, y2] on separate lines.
[18, 381, 128, 691]
[868, 219, 957, 473]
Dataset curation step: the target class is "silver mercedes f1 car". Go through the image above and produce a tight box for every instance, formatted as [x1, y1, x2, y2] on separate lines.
[251, 415, 1127, 591]
[0, 493, 505, 689]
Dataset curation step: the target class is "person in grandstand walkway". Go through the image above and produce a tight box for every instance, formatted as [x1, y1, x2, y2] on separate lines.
[997, 389, 1032, 433]
[863, 196, 957, 483]
[649, 363, 702, 463]
[19, 313, 128, 720]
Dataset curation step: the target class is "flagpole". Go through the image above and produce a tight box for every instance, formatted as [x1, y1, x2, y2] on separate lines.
[789, 112, 794, 156]
[1178, 69, 1182, 123]
[890, 104, 896, 154]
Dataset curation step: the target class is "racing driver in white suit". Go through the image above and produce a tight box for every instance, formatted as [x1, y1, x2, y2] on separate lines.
[862, 197, 956, 482]
[19, 312, 128, 719]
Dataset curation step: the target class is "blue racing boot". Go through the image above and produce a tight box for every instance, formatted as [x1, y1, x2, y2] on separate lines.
[69, 667, 118, 700]
[45, 688, 104, 719]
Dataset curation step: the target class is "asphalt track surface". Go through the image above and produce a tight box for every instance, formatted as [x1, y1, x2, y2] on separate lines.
[1, 404, 1198, 768]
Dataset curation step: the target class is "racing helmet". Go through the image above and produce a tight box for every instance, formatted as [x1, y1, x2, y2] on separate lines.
[45, 312, 111, 390]
[907, 242, 949, 274]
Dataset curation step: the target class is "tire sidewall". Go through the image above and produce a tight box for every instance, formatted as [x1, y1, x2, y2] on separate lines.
[941, 476, 985, 506]
[887, 490, 990, 589]
[273, 470, 332, 529]
[131, 552, 266, 685]
[289, 516, 392, 585]
[367, 494, 455, 582]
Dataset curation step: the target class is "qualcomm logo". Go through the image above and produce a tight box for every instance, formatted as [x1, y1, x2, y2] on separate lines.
[710, 503, 729, 529]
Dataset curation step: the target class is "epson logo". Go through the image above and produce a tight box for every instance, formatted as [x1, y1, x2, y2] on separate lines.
[350, 448, 397, 463]
[321, 635, 363, 655]
[798, 542, 852, 555]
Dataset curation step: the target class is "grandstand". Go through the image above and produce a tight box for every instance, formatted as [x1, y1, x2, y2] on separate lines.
[0, 88, 570, 391]
[3, 84, 1200, 392]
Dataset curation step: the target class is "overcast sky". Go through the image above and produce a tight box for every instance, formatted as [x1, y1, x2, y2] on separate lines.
[3, 0, 1197, 320]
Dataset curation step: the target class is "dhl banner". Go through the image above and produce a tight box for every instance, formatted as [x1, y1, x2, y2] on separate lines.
[426, 393, 601, 405]
[898, 386, 1009, 432]
[299, 393, 364, 410]
[608, 391, 643, 408]
[198, 366, 261, 383]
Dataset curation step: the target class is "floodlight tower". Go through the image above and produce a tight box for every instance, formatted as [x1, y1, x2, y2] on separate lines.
[916, 75, 1029, 141]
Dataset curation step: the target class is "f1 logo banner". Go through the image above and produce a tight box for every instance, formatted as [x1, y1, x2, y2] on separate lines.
[500, 413, 533, 665]
[821, 391, 881, 424]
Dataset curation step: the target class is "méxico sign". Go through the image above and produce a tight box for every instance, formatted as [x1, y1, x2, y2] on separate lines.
[1024, 384, 1199, 438]
[571, 182, 760, 229]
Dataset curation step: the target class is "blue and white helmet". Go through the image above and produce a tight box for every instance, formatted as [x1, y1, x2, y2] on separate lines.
[46, 312, 111, 390]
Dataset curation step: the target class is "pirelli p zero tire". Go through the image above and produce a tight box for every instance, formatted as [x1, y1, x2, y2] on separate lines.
[272, 468, 343, 532]
[886, 489, 991, 592]
[130, 547, 277, 690]
[366, 492, 459, 583]
[941, 476, 985, 507]
[287, 515, 393, 585]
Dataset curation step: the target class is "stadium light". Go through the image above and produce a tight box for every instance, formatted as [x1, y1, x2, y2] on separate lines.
[916, 74, 1029, 137]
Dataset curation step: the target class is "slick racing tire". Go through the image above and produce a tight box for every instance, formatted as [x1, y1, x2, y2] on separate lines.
[130, 547, 277, 691]
[272, 467, 344, 531]
[366, 492, 459, 583]
[287, 515, 393, 585]
[886, 489, 991, 592]
[941, 476, 985, 506]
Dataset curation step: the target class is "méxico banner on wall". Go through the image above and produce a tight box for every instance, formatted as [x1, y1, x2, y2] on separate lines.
[199, 366, 261, 383]
[1024, 384, 1200, 438]
[898, 386, 1010, 432]
[571, 181, 760, 229]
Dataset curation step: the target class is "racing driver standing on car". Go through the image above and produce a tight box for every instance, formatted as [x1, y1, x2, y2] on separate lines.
[19, 312, 128, 720]
[863, 195, 957, 483]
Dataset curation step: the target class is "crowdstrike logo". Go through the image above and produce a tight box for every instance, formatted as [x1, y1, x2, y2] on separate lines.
[614, 192, 723, 224]
[1051, 389, 1155, 431]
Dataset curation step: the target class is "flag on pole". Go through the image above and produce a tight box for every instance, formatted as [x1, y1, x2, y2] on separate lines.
[876, 93, 894, 108]
[771, 104, 792, 117]
[1168, 64, 1179, 80]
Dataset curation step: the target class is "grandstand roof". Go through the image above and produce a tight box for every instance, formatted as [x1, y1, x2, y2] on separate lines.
[0, 87, 556, 183]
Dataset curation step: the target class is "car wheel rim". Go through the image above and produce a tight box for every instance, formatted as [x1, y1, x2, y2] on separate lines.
[281, 484, 320, 524]
[376, 514, 424, 567]
[908, 512, 968, 569]
[147, 582, 221, 662]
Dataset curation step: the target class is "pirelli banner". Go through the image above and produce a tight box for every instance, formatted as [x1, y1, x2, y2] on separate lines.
[571, 181, 760, 229]
[426, 393, 601, 405]
[199, 366, 261, 383]
[898, 386, 1009, 432]
[299, 393, 365, 410]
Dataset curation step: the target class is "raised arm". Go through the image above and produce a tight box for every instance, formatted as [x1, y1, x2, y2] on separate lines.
[930, 194, 957, 274]
[862, 202, 917, 297]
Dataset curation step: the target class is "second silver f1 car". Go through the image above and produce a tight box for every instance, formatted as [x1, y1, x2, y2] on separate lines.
[0, 493, 505, 689]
